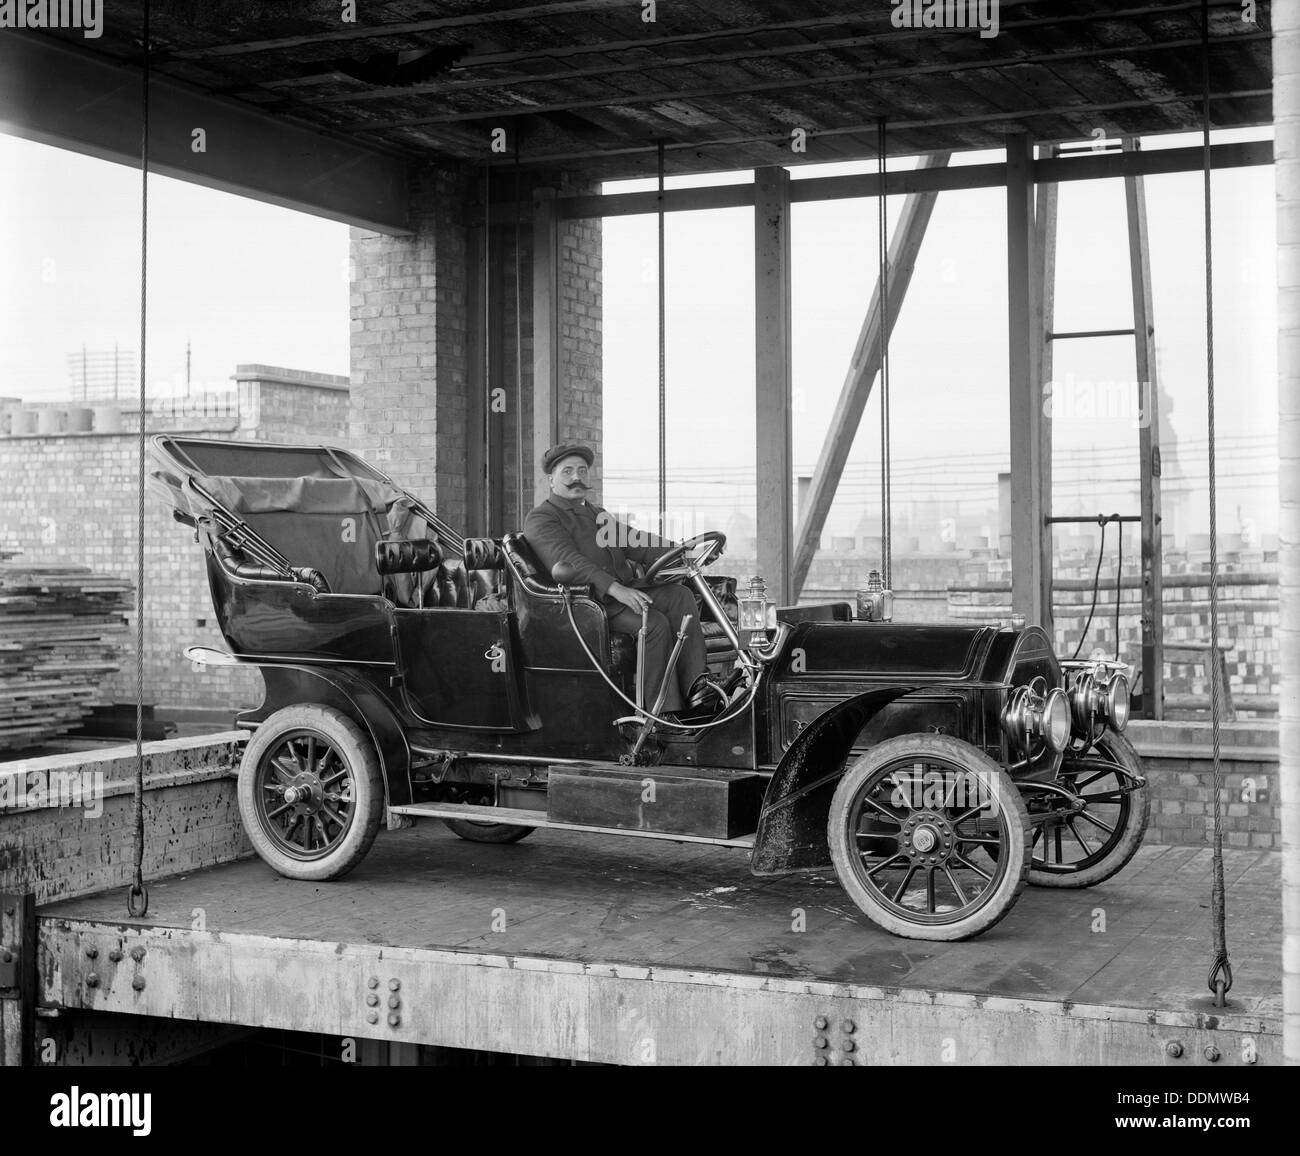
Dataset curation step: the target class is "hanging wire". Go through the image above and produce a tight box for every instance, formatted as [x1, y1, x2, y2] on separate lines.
[127, 0, 151, 920]
[1200, 0, 1231, 1006]
[1071, 517, 1109, 661]
[482, 162, 493, 534]
[1114, 520, 1124, 661]
[657, 140, 667, 536]
[877, 118, 892, 586]
[514, 132, 524, 525]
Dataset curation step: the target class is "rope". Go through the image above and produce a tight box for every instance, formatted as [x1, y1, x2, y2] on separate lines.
[483, 163, 492, 533]
[127, 1, 151, 919]
[1201, 0, 1231, 1004]
[877, 118, 892, 587]
[1071, 516, 1109, 661]
[514, 134, 524, 525]
[657, 140, 667, 536]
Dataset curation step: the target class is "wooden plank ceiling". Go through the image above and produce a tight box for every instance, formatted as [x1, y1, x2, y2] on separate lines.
[45, 0, 1273, 178]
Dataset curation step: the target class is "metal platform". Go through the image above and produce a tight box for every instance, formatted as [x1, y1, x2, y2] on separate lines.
[36, 824, 1281, 1065]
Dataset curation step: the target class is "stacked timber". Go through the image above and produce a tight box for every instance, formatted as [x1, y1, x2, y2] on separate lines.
[0, 562, 133, 751]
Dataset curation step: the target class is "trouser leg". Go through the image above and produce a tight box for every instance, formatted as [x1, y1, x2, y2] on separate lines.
[643, 583, 708, 706]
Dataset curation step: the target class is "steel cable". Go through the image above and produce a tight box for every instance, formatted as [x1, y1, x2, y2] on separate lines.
[127, 0, 151, 919]
[1201, 0, 1231, 1005]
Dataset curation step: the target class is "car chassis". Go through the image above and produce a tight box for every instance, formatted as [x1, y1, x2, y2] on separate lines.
[151, 436, 1149, 942]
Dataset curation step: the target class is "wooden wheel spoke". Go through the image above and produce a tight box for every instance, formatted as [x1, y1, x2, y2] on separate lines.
[1073, 769, 1113, 791]
[305, 735, 318, 775]
[1075, 810, 1116, 836]
[950, 852, 992, 882]
[889, 864, 919, 904]
[926, 867, 937, 914]
[1079, 791, 1124, 804]
[1066, 817, 1095, 854]
[864, 852, 909, 877]
[269, 756, 297, 784]
[860, 794, 906, 824]
[265, 801, 293, 821]
[320, 803, 348, 830]
[942, 865, 970, 907]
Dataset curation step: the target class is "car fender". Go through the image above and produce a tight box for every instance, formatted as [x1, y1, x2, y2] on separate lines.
[236, 662, 413, 807]
[752, 686, 916, 876]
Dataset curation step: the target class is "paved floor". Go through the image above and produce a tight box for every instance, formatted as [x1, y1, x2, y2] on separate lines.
[42, 824, 1282, 1021]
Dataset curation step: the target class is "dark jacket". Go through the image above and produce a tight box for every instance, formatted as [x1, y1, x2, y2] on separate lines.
[523, 494, 671, 600]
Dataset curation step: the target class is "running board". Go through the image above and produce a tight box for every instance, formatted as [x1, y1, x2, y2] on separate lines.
[387, 801, 757, 849]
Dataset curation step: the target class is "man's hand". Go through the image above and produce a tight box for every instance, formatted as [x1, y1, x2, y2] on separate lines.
[609, 582, 652, 615]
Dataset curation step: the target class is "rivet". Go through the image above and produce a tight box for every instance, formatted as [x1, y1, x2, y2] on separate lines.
[388, 979, 401, 992]
[132, 976, 145, 992]
[108, 949, 123, 963]
[842, 1020, 856, 1034]
[842, 1039, 856, 1053]
[813, 1016, 828, 1030]
[813, 1035, 827, 1049]
[5, 906, 14, 917]
[1, 950, 11, 963]
[85, 945, 98, 959]
[388, 1013, 400, 1027]
[130, 946, 145, 963]
[1165, 1041, 1184, 1058]
[387, 995, 400, 1009]
[367, 976, 380, 989]
[1203, 1044, 1220, 1063]
[85, 973, 99, 988]
[366, 994, 379, 1007]
[813, 1056, 828, 1066]
[840, 1058, 855, 1066]
[366, 1011, 378, 1025]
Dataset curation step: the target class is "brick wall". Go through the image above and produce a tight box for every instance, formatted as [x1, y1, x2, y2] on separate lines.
[0, 369, 349, 713]
[350, 165, 602, 535]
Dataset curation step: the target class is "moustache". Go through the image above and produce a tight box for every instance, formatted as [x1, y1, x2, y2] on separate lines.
[565, 481, 590, 490]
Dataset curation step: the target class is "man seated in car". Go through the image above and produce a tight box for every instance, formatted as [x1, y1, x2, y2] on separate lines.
[524, 443, 720, 721]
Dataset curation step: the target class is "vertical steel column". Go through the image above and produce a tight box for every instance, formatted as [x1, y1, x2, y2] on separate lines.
[754, 166, 794, 604]
[465, 221, 488, 537]
[1007, 134, 1050, 626]
[1032, 146, 1058, 642]
[0, 892, 35, 1066]
[1274, 0, 1300, 1066]
[1124, 139, 1166, 719]
[532, 189, 561, 507]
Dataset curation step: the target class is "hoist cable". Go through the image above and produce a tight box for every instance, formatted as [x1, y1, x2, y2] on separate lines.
[1071, 517, 1109, 661]
[514, 134, 524, 525]
[657, 141, 667, 536]
[1200, 0, 1231, 1005]
[127, 0, 151, 920]
[877, 118, 892, 587]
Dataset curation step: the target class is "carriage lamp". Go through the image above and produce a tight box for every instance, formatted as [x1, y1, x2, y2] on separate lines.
[1002, 682, 1072, 755]
[737, 576, 772, 648]
[856, 569, 894, 623]
[1064, 665, 1131, 737]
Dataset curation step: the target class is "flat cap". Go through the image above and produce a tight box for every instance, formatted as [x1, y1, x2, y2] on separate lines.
[541, 443, 594, 473]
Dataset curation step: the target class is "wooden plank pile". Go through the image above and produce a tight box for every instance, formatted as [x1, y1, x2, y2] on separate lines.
[0, 562, 133, 752]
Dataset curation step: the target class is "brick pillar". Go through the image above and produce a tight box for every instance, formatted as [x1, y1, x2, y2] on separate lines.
[349, 164, 601, 535]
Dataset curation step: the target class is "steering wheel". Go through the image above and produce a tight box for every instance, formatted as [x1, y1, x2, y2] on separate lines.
[642, 531, 727, 584]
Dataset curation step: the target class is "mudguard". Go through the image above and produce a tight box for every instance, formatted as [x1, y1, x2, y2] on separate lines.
[751, 687, 915, 876]
[235, 662, 414, 807]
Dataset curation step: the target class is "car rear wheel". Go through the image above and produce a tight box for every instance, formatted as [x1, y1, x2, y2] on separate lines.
[828, 734, 1032, 941]
[444, 819, 535, 844]
[1026, 732, 1149, 888]
[238, 705, 384, 882]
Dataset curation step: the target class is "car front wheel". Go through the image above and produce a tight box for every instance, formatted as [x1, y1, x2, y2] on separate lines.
[828, 734, 1032, 941]
[238, 705, 384, 881]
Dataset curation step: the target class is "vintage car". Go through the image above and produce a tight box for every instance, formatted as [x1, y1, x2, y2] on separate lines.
[149, 435, 1148, 942]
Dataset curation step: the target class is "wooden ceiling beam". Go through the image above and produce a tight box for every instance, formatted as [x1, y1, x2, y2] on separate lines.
[297, 0, 1251, 106]
[348, 30, 1270, 131]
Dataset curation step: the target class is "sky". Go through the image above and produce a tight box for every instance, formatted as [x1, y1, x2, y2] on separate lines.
[0, 125, 1278, 546]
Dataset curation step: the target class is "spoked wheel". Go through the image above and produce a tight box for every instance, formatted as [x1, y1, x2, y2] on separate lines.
[238, 705, 384, 881]
[1025, 732, 1149, 888]
[828, 734, 1032, 941]
[444, 819, 535, 844]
